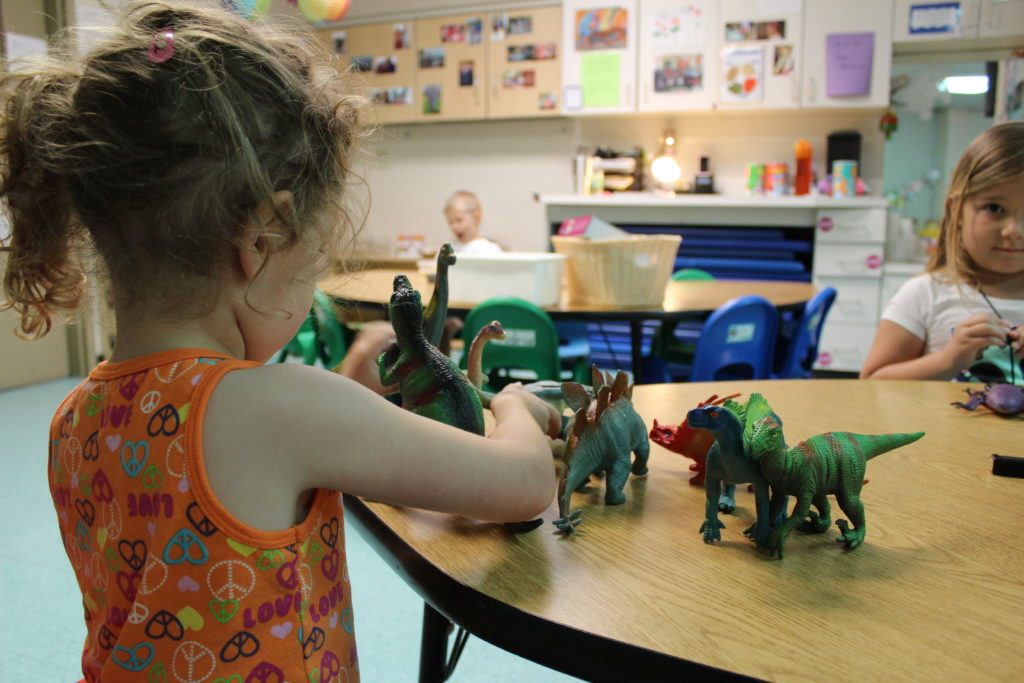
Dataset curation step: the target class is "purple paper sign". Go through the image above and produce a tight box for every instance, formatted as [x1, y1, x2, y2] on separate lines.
[825, 32, 874, 97]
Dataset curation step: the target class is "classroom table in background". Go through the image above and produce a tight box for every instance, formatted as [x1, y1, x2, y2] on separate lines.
[343, 379, 1023, 682]
[318, 268, 817, 380]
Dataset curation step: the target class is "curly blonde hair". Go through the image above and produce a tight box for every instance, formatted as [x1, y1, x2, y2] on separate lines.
[0, 1, 370, 339]
[928, 122, 1024, 284]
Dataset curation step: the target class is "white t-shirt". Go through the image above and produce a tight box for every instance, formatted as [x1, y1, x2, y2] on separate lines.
[454, 237, 503, 255]
[883, 273, 1024, 384]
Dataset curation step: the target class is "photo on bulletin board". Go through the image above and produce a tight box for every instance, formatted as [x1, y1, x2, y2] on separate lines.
[351, 55, 372, 72]
[419, 47, 445, 68]
[773, 44, 794, 76]
[374, 56, 397, 74]
[459, 60, 474, 86]
[442, 24, 465, 43]
[757, 21, 785, 40]
[722, 45, 764, 102]
[509, 15, 533, 35]
[492, 13, 508, 41]
[508, 44, 535, 62]
[724, 21, 755, 42]
[654, 54, 703, 92]
[651, 6, 705, 52]
[368, 87, 412, 106]
[575, 8, 628, 51]
[503, 69, 536, 88]
[467, 18, 483, 44]
[331, 30, 347, 55]
[535, 42, 557, 60]
[423, 84, 441, 114]
[538, 91, 557, 109]
[393, 23, 411, 49]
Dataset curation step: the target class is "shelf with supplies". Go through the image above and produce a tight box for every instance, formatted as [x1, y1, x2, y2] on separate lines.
[541, 193, 889, 373]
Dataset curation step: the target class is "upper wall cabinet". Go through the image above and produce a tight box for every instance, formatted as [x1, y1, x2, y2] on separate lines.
[717, 0, 803, 110]
[561, 0, 639, 114]
[637, 0, 719, 112]
[317, 21, 420, 124]
[892, 0, 1024, 45]
[414, 13, 489, 121]
[801, 0, 893, 108]
[488, 6, 563, 119]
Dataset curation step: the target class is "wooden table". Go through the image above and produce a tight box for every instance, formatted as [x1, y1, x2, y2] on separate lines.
[344, 379, 1024, 682]
[319, 269, 817, 379]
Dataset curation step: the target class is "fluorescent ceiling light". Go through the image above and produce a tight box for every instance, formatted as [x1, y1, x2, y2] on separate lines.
[937, 75, 989, 95]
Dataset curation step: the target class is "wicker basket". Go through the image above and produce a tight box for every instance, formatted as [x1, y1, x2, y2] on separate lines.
[551, 234, 682, 307]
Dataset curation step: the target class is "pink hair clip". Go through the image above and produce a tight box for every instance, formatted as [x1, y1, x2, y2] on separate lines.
[148, 30, 174, 64]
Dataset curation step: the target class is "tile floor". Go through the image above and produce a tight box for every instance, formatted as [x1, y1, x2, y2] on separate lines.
[0, 378, 578, 682]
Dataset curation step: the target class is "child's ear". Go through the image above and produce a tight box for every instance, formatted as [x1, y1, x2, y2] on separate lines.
[238, 190, 295, 282]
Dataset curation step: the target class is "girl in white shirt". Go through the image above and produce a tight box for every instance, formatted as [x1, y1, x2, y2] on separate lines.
[861, 123, 1024, 384]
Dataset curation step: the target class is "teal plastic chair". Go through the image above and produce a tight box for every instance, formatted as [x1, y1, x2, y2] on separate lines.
[278, 290, 348, 368]
[772, 286, 837, 379]
[688, 295, 779, 382]
[459, 297, 589, 391]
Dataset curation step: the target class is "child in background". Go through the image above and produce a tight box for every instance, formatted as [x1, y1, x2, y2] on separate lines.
[0, 3, 559, 681]
[443, 190, 503, 254]
[861, 122, 1024, 383]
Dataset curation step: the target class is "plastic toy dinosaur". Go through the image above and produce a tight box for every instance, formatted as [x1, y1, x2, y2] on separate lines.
[650, 393, 741, 485]
[378, 274, 485, 434]
[422, 243, 456, 349]
[552, 367, 650, 533]
[685, 393, 786, 550]
[952, 383, 1024, 417]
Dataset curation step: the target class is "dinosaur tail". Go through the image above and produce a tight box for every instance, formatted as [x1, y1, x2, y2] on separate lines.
[819, 431, 925, 461]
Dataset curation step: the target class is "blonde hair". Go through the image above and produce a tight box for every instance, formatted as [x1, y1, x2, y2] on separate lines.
[0, 1, 370, 339]
[444, 190, 481, 214]
[927, 122, 1024, 284]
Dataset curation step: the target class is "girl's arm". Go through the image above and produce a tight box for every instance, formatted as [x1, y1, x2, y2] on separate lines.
[204, 364, 560, 529]
[861, 314, 1010, 380]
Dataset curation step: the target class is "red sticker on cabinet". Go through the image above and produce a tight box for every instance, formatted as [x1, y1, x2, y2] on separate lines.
[817, 217, 833, 232]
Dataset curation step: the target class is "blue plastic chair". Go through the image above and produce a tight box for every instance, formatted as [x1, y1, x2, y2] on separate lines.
[459, 297, 589, 390]
[772, 286, 837, 379]
[640, 268, 715, 383]
[688, 295, 779, 382]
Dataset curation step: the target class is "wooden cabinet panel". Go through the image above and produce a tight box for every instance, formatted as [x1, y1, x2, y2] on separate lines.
[637, 0, 719, 112]
[487, 6, 562, 119]
[316, 21, 420, 124]
[561, 0, 639, 114]
[414, 13, 488, 121]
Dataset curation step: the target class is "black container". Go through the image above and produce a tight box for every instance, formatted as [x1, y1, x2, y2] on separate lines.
[826, 131, 862, 172]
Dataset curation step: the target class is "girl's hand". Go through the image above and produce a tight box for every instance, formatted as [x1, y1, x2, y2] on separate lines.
[1009, 325, 1023, 358]
[944, 313, 1011, 368]
[337, 321, 399, 395]
[491, 383, 562, 439]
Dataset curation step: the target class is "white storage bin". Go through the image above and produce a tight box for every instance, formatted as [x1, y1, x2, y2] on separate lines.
[447, 253, 567, 308]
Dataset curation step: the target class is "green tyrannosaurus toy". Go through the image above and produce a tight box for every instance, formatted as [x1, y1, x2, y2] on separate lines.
[688, 395, 925, 558]
[685, 393, 784, 549]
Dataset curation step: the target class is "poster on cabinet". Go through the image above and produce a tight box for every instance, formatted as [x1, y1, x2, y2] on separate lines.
[721, 46, 764, 102]
[575, 7, 629, 50]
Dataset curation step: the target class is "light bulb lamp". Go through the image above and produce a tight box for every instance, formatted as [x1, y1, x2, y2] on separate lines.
[650, 131, 682, 195]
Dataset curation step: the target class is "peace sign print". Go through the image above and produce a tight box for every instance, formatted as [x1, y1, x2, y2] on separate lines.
[163, 528, 209, 566]
[84, 430, 100, 461]
[147, 404, 180, 437]
[206, 559, 255, 601]
[146, 609, 185, 641]
[320, 650, 341, 683]
[92, 469, 114, 503]
[62, 436, 83, 479]
[302, 627, 326, 660]
[88, 552, 109, 592]
[120, 440, 150, 478]
[245, 661, 286, 683]
[120, 370, 148, 400]
[155, 359, 197, 384]
[118, 538, 148, 572]
[171, 641, 216, 683]
[97, 624, 117, 650]
[140, 390, 162, 415]
[100, 498, 124, 541]
[321, 546, 340, 582]
[111, 641, 155, 672]
[76, 498, 96, 526]
[165, 434, 186, 478]
[186, 502, 218, 537]
[220, 630, 260, 663]
[139, 556, 169, 595]
[320, 517, 340, 548]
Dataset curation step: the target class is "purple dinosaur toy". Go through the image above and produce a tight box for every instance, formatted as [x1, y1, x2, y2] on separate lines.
[952, 383, 1024, 417]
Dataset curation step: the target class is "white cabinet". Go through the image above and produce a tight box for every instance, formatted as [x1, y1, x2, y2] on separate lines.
[637, 0, 719, 112]
[978, 0, 1024, 39]
[891, 0, 981, 42]
[561, 0, 639, 114]
[716, 0, 803, 110]
[801, 0, 893, 108]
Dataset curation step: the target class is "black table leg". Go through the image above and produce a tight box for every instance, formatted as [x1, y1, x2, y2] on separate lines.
[419, 603, 448, 683]
[630, 320, 644, 382]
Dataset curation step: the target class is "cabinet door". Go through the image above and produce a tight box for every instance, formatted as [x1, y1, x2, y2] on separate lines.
[637, 0, 719, 112]
[717, 0, 802, 110]
[317, 21, 420, 124]
[801, 0, 893, 108]
[561, 0, 639, 114]
[414, 13, 489, 121]
[487, 6, 562, 118]
[978, 0, 1024, 39]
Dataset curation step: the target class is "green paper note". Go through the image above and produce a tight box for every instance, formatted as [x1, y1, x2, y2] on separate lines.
[580, 52, 620, 107]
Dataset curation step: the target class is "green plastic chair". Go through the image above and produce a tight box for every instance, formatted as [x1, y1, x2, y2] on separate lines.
[277, 290, 348, 368]
[459, 297, 589, 391]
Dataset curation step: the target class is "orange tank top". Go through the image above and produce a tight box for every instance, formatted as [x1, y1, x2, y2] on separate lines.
[49, 349, 359, 682]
